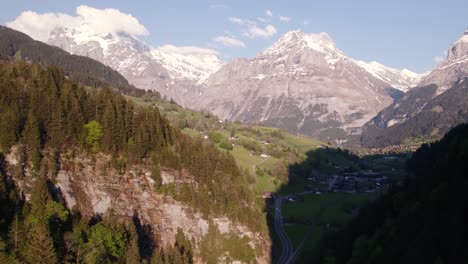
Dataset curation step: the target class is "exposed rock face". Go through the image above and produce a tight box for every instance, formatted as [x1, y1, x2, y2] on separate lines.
[360, 78, 468, 147]
[199, 30, 395, 140]
[419, 31, 468, 93]
[43, 26, 425, 141]
[6, 150, 270, 264]
[47, 25, 222, 105]
[359, 29, 468, 147]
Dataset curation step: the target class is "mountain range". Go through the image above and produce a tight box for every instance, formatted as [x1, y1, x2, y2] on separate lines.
[42, 26, 424, 140]
[2, 24, 468, 147]
[361, 29, 468, 147]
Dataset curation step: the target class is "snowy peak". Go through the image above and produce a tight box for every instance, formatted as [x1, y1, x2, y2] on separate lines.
[262, 30, 341, 56]
[419, 28, 468, 93]
[447, 29, 468, 61]
[151, 45, 223, 84]
[48, 25, 222, 85]
[355, 60, 425, 91]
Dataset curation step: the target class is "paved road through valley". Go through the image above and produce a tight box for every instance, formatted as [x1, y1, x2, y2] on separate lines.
[275, 196, 293, 264]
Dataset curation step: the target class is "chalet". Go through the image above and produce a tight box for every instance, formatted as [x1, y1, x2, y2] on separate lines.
[261, 192, 277, 199]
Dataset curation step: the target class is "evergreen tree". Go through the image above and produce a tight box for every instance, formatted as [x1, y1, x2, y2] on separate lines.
[23, 109, 42, 171]
[150, 248, 164, 264]
[125, 222, 141, 264]
[29, 175, 52, 224]
[23, 224, 57, 264]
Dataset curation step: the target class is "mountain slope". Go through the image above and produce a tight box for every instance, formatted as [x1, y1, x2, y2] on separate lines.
[360, 29, 468, 147]
[0, 26, 144, 96]
[0, 60, 269, 263]
[199, 30, 396, 140]
[354, 60, 425, 92]
[318, 124, 468, 264]
[360, 78, 468, 147]
[47, 25, 222, 104]
[419, 29, 468, 93]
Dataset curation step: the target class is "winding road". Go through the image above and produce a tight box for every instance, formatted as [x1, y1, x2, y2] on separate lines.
[274, 193, 332, 264]
[274, 196, 293, 264]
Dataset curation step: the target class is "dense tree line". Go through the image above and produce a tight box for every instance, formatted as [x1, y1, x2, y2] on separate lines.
[0, 60, 264, 262]
[314, 123, 468, 264]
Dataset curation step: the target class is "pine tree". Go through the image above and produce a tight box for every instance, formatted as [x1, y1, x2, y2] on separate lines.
[8, 213, 23, 255]
[29, 175, 52, 224]
[23, 109, 42, 171]
[150, 248, 164, 264]
[23, 224, 57, 264]
[125, 222, 141, 264]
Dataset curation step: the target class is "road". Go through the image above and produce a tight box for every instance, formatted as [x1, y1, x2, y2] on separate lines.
[274, 194, 334, 263]
[274, 196, 293, 264]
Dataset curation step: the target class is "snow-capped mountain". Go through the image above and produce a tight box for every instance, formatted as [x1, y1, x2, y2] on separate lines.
[47, 24, 222, 104]
[360, 29, 468, 147]
[199, 30, 397, 140]
[419, 29, 468, 93]
[354, 61, 425, 92]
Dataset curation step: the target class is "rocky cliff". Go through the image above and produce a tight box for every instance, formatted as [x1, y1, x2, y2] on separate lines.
[5, 147, 270, 264]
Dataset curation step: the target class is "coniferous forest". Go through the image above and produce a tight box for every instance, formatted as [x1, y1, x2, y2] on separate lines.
[314, 124, 468, 264]
[0, 60, 264, 263]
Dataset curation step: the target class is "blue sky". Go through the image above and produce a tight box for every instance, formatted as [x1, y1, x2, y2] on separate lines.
[1, 0, 467, 72]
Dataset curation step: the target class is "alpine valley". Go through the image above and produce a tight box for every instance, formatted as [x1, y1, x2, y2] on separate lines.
[43, 25, 425, 141]
[1, 4, 468, 264]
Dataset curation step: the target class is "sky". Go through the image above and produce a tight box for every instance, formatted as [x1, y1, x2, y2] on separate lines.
[1, 0, 467, 73]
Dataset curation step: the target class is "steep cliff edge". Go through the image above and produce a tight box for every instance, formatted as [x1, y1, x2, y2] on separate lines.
[5, 147, 271, 264]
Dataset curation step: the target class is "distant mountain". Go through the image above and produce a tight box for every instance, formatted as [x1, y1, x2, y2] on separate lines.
[199, 30, 416, 140]
[47, 25, 222, 105]
[360, 29, 468, 147]
[419, 28, 468, 93]
[354, 60, 425, 92]
[0, 26, 144, 96]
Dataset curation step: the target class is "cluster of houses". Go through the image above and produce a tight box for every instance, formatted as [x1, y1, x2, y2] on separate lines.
[305, 170, 388, 194]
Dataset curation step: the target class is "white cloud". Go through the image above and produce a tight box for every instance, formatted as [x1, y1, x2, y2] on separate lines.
[279, 16, 291, 22]
[303, 19, 311, 26]
[209, 4, 228, 9]
[433, 56, 444, 63]
[244, 24, 277, 39]
[266, 10, 273, 18]
[6, 5, 149, 41]
[257, 17, 267, 23]
[158, 45, 219, 56]
[433, 50, 448, 63]
[213, 36, 245, 47]
[229, 17, 252, 25]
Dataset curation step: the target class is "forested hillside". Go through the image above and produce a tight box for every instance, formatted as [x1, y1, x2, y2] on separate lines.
[0, 26, 148, 96]
[0, 60, 266, 263]
[360, 80, 468, 148]
[316, 123, 468, 263]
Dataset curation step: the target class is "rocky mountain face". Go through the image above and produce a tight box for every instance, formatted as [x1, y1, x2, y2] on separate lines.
[42, 26, 426, 141]
[199, 30, 418, 140]
[360, 78, 468, 147]
[4, 148, 270, 264]
[47, 25, 222, 105]
[419, 29, 468, 93]
[360, 29, 468, 147]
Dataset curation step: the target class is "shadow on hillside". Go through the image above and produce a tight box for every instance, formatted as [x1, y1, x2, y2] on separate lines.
[265, 147, 409, 263]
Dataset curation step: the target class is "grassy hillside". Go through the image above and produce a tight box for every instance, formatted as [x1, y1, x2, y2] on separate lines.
[124, 94, 327, 194]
